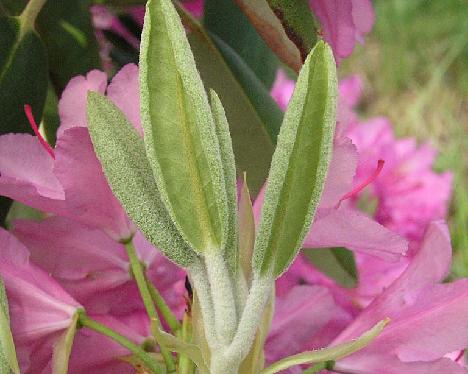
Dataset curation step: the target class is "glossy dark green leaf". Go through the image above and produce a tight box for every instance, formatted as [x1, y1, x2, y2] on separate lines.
[37, 0, 101, 94]
[266, 0, 318, 62]
[209, 33, 283, 142]
[235, 0, 302, 72]
[303, 247, 357, 288]
[253, 41, 337, 278]
[204, 0, 279, 89]
[0, 16, 48, 135]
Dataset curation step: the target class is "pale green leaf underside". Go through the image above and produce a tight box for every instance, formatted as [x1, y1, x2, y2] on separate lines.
[261, 319, 389, 374]
[253, 41, 337, 277]
[209, 90, 238, 273]
[0, 280, 19, 374]
[87, 92, 195, 266]
[140, 0, 227, 254]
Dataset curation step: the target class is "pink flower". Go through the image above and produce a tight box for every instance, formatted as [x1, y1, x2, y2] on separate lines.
[309, 0, 375, 63]
[0, 228, 81, 372]
[331, 222, 468, 373]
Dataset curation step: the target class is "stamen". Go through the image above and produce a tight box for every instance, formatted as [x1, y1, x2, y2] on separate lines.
[455, 349, 465, 363]
[336, 159, 385, 208]
[24, 104, 55, 159]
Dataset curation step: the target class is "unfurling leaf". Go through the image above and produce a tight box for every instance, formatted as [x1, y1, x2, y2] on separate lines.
[87, 92, 196, 267]
[209, 90, 238, 272]
[140, 0, 228, 255]
[238, 174, 255, 282]
[253, 41, 337, 278]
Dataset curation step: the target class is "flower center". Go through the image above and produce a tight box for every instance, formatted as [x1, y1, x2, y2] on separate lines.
[336, 159, 385, 208]
[24, 104, 55, 159]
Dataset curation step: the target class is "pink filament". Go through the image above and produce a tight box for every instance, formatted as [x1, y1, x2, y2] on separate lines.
[24, 104, 55, 159]
[336, 159, 385, 208]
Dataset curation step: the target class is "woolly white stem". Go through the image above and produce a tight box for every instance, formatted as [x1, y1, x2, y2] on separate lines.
[209, 274, 273, 373]
[204, 253, 238, 345]
[234, 269, 249, 313]
[228, 274, 273, 361]
[187, 258, 219, 350]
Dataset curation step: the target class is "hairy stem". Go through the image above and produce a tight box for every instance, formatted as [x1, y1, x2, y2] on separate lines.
[210, 275, 274, 373]
[78, 313, 162, 374]
[187, 258, 219, 349]
[125, 240, 176, 372]
[204, 253, 238, 345]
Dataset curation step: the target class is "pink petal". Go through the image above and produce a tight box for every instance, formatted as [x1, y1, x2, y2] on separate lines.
[12, 217, 130, 307]
[58, 70, 107, 138]
[0, 229, 79, 343]
[319, 135, 358, 208]
[351, 0, 375, 35]
[69, 314, 147, 374]
[54, 127, 133, 240]
[304, 207, 407, 260]
[270, 69, 295, 111]
[0, 134, 65, 210]
[266, 285, 346, 363]
[106, 64, 143, 135]
[310, 0, 355, 63]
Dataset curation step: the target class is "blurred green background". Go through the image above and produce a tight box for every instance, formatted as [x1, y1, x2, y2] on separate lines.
[340, 0, 468, 277]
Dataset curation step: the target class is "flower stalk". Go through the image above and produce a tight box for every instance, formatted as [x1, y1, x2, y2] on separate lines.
[78, 312, 163, 374]
[124, 240, 176, 372]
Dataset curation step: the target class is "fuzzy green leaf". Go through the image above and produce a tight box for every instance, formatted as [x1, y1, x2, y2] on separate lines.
[140, 0, 228, 254]
[209, 90, 238, 272]
[0, 280, 20, 374]
[253, 41, 337, 278]
[261, 319, 389, 374]
[87, 92, 196, 267]
[238, 174, 255, 282]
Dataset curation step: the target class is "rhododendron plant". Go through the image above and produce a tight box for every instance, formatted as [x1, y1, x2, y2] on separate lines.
[0, 0, 463, 373]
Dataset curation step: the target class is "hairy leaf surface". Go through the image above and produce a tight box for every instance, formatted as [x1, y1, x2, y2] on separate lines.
[253, 41, 337, 277]
[87, 92, 196, 266]
[140, 0, 227, 254]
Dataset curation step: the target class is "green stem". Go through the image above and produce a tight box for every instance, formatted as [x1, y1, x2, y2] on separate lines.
[19, 0, 47, 32]
[78, 313, 162, 374]
[146, 276, 182, 334]
[179, 313, 196, 374]
[125, 241, 176, 373]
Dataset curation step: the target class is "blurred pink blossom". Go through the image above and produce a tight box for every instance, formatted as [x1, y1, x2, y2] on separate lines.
[309, 0, 375, 63]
